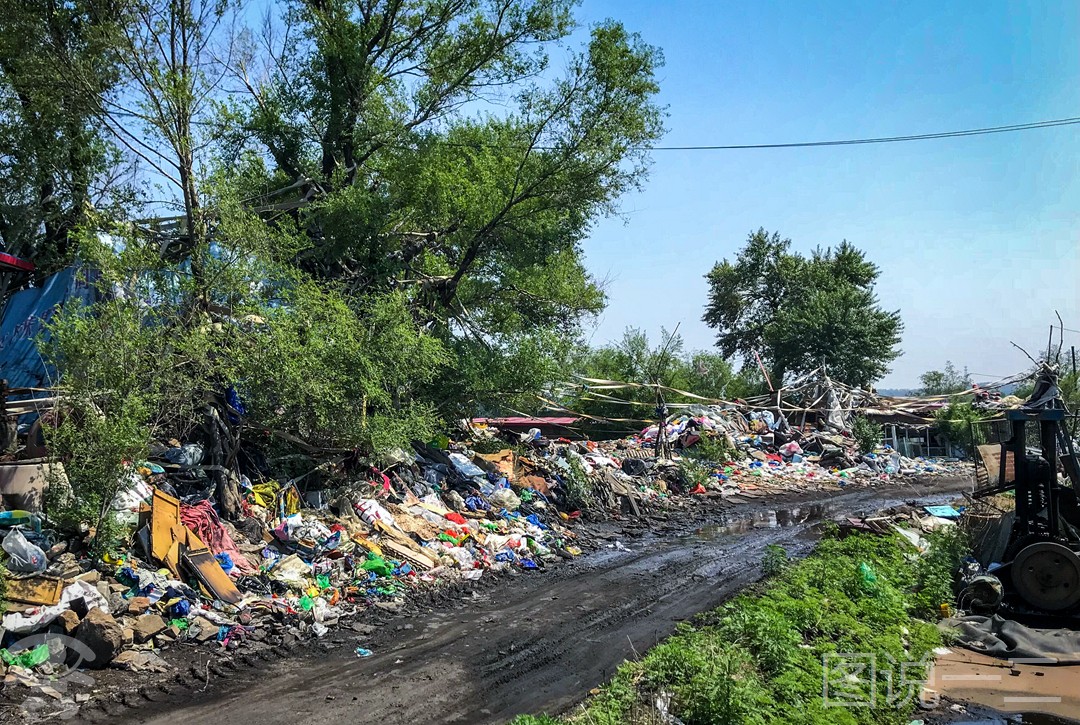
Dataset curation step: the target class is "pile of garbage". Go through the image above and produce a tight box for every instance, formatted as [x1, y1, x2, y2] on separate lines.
[0, 441, 598, 686]
[580, 403, 969, 497]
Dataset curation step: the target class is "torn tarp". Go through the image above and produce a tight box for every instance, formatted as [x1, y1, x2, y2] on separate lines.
[0, 265, 98, 390]
[942, 615, 1080, 664]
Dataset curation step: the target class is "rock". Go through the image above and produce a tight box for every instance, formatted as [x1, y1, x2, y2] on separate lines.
[76, 570, 101, 585]
[126, 597, 151, 616]
[45, 553, 81, 579]
[122, 627, 134, 646]
[108, 594, 129, 615]
[351, 622, 375, 635]
[95, 582, 111, 600]
[73, 608, 124, 668]
[192, 616, 219, 643]
[57, 610, 81, 635]
[132, 614, 167, 644]
[108, 582, 128, 593]
[112, 650, 169, 673]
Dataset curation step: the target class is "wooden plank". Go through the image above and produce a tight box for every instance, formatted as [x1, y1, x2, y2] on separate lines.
[183, 547, 243, 605]
[151, 489, 181, 564]
[381, 539, 436, 571]
[5, 576, 63, 606]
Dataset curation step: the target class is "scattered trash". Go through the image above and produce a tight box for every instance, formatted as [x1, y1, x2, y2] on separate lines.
[0, 365, 973, 718]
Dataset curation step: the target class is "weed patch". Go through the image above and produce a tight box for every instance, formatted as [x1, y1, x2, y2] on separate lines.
[513, 529, 955, 725]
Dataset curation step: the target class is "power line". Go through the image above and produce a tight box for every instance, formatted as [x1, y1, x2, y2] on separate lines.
[642, 116, 1080, 151]
[107, 109, 1080, 152]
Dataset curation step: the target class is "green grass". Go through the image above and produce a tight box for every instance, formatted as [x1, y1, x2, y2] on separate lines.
[513, 528, 962, 725]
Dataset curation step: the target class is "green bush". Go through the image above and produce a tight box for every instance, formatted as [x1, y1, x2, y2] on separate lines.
[689, 432, 736, 463]
[911, 526, 971, 619]
[933, 399, 993, 452]
[761, 544, 789, 578]
[560, 454, 594, 511]
[677, 457, 711, 490]
[850, 415, 882, 453]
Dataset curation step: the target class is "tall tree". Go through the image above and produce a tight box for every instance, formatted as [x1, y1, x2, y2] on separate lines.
[917, 361, 971, 396]
[224, 1, 664, 412]
[102, 0, 236, 257]
[0, 0, 128, 286]
[703, 228, 903, 389]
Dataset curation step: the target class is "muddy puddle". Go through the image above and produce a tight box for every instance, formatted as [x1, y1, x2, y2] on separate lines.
[695, 502, 832, 536]
[693, 489, 962, 538]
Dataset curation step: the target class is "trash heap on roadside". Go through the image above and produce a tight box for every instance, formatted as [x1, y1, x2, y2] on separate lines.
[0, 439, 601, 684]
[0, 398, 966, 702]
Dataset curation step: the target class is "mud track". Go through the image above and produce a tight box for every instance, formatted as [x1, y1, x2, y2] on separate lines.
[93, 477, 971, 725]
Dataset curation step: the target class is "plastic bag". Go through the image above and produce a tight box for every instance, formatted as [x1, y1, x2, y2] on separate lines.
[857, 562, 878, 594]
[361, 553, 394, 577]
[2, 527, 47, 573]
[0, 643, 50, 669]
[488, 488, 520, 512]
[355, 499, 395, 527]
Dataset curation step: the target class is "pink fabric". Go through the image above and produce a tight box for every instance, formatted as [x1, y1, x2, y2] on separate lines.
[180, 499, 257, 575]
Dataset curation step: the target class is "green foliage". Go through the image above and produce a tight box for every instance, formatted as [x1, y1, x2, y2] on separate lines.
[918, 361, 971, 396]
[42, 289, 159, 547]
[911, 526, 971, 619]
[690, 433, 736, 463]
[703, 229, 903, 389]
[850, 415, 883, 453]
[224, 3, 665, 414]
[761, 544, 789, 578]
[5, 0, 666, 446]
[677, 457, 711, 491]
[42, 197, 451, 525]
[520, 532, 944, 725]
[643, 636, 770, 725]
[559, 454, 594, 511]
[0, 0, 129, 281]
[569, 327, 737, 424]
[933, 399, 991, 451]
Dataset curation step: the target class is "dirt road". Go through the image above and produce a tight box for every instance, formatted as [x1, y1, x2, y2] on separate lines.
[92, 478, 970, 725]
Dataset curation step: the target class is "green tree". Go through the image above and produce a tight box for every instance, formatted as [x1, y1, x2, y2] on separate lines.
[933, 399, 991, 451]
[46, 199, 449, 521]
[570, 327, 739, 423]
[224, 1, 664, 413]
[918, 360, 971, 396]
[0, 0, 129, 289]
[702, 228, 903, 389]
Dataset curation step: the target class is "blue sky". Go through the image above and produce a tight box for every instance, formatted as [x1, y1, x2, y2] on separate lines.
[570, 0, 1080, 387]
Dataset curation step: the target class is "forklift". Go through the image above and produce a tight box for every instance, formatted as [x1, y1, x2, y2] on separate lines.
[973, 365, 1080, 612]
